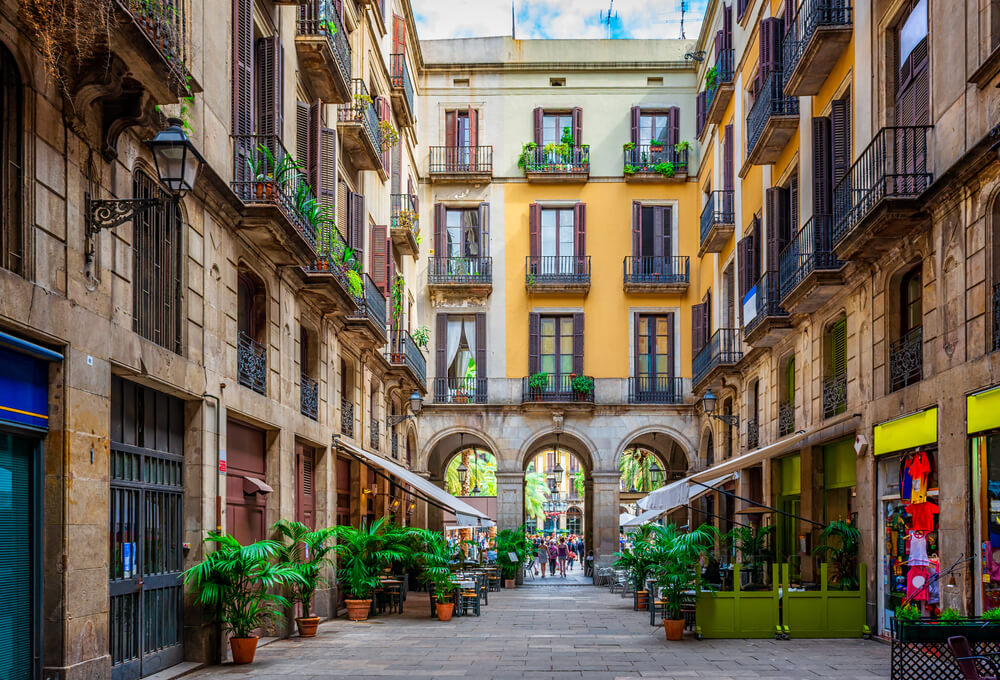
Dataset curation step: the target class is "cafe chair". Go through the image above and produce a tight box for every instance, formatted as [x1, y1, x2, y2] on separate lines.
[459, 586, 481, 616]
[948, 636, 1000, 680]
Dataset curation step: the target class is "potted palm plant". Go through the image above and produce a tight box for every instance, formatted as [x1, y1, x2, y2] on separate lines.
[273, 520, 337, 637]
[613, 525, 657, 610]
[723, 524, 774, 589]
[183, 532, 303, 664]
[646, 523, 718, 641]
[412, 530, 458, 620]
[495, 526, 530, 588]
[811, 520, 861, 590]
[332, 519, 412, 621]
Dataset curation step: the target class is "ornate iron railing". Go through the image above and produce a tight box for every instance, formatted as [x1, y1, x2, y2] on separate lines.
[693, 328, 743, 386]
[387, 330, 427, 387]
[526, 256, 591, 285]
[338, 79, 383, 161]
[370, 419, 380, 451]
[993, 282, 1000, 352]
[237, 331, 266, 395]
[629, 376, 684, 404]
[390, 192, 418, 235]
[778, 401, 795, 437]
[782, 0, 853, 91]
[703, 47, 735, 114]
[700, 190, 735, 245]
[623, 256, 689, 285]
[348, 272, 387, 331]
[125, 0, 188, 80]
[231, 134, 318, 250]
[301, 373, 319, 420]
[832, 126, 933, 246]
[434, 377, 488, 404]
[779, 214, 842, 300]
[391, 427, 399, 459]
[747, 70, 799, 157]
[889, 327, 923, 392]
[428, 146, 493, 174]
[623, 144, 688, 177]
[822, 373, 847, 419]
[341, 399, 354, 437]
[389, 53, 414, 117]
[746, 417, 760, 450]
[522, 145, 590, 174]
[427, 257, 492, 285]
[298, 0, 351, 87]
[522, 374, 595, 404]
[745, 271, 789, 334]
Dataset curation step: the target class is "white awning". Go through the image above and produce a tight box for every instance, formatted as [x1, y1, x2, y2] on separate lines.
[636, 476, 690, 511]
[619, 512, 637, 525]
[336, 439, 491, 525]
[622, 505, 667, 531]
[689, 472, 738, 502]
[688, 430, 808, 483]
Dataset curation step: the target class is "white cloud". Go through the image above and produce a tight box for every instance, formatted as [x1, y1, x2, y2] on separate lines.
[412, 0, 706, 41]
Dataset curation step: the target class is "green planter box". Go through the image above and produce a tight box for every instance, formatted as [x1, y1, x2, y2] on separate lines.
[695, 564, 780, 639]
[895, 619, 1000, 643]
[781, 564, 867, 638]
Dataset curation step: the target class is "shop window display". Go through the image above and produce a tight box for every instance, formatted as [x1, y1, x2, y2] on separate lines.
[973, 433, 1000, 611]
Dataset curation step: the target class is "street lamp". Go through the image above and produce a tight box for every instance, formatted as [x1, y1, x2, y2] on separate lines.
[457, 462, 468, 486]
[650, 460, 662, 488]
[702, 389, 739, 427]
[388, 391, 424, 426]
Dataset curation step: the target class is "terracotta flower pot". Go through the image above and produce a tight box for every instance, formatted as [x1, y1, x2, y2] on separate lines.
[436, 602, 455, 621]
[345, 599, 372, 622]
[296, 616, 320, 637]
[663, 618, 685, 641]
[229, 636, 259, 664]
[504, 579, 516, 589]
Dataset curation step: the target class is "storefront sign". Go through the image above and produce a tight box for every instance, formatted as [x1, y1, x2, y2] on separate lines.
[967, 385, 1000, 435]
[873, 407, 937, 456]
[0, 346, 50, 430]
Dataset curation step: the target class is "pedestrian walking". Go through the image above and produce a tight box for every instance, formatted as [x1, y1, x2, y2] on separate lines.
[547, 541, 558, 575]
[536, 542, 547, 577]
[557, 538, 568, 577]
[567, 548, 576, 571]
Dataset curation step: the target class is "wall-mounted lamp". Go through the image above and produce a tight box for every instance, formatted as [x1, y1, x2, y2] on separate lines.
[702, 389, 739, 427]
[387, 391, 424, 426]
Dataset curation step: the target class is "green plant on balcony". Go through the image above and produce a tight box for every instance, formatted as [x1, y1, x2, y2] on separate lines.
[528, 372, 549, 392]
[984, 607, 1000, 622]
[650, 139, 664, 151]
[623, 142, 636, 151]
[674, 140, 691, 153]
[354, 92, 374, 106]
[623, 164, 637, 176]
[344, 270, 363, 297]
[653, 161, 675, 178]
[396, 208, 418, 233]
[379, 120, 399, 152]
[705, 65, 718, 91]
[517, 142, 539, 170]
[247, 144, 302, 200]
[571, 375, 594, 395]
[323, 19, 338, 35]
[411, 325, 430, 349]
[389, 274, 405, 331]
[526, 272, 536, 287]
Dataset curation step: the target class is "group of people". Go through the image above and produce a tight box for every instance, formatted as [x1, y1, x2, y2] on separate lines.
[529, 535, 588, 578]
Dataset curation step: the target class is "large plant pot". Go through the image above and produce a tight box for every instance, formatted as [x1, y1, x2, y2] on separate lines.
[636, 590, 649, 611]
[230, 636, 259, 664]
[664, 618, 685, 641]
[345, 599, 372, 622]
[504, 579, 516, 589]
[296, 616, 320, 637]
[436, 602, 455, 621]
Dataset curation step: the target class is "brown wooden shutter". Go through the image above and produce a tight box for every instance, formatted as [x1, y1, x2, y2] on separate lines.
[308, 100, 323, 193]
[574, 203, 586, 258]
[724, 2, 733, 48]
[296, 444, 315, 529]
[256, 36, 284, 142]
[572, 313, 584, 375]
[377, 96, 391, 171]
[667, 313, 676, 378]
[633, 312, 642, 379]
[571, 107, 583, 145]
[751, 214, 762, 281]
[632, 201, 642, 257]
[350, 191, 365, 264]
[812, 116, 832, 216]
[533, 107, 543, 145]
[764, 188, 782, 274]
[691, 303, 706, 354]
[630, 106, 641, 144]
[788, 172, 799, 239]
[445, 110, 457, 148]
[529, 203, 540, 258]
[724, 124, 734, 190]
[696, 93, 704, 138]
[319, 126, 336, 213]
[475, 312, 487, 381]
[296, 101, 310, 170]
[469, 107, 479, 148]
[478, 203, 490, 257]
[738, 237, 749, 299]
[233, 0, 254, 138]
[831, 97, 851, 185]
[436, 313, 448, 379]
[337, 180, 348, 239]
[392, 13, 406, 55]
[668, 106, 680, 147]
[371, 224, 388, 292]
[434, 203, 446, 256]
[528, 313, 541, 374]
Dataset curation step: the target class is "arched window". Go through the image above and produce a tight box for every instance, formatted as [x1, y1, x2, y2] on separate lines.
[706, 430, 714, 467]
[891, 264, 923, 392]
[990, 198, 1000, 352]
[237, 266, 267, 395]
[1, 43, 23, 275]
[747, 379, 760, 449]
[779, 355, 795, 437]
[133, 169, 183, 353]
[823, 316, 847, 417]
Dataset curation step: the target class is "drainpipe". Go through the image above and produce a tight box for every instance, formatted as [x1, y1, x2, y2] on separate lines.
[203, 389, 224, 532]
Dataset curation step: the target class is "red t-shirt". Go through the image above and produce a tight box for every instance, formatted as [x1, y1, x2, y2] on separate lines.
[906, 451, 932, 503]
[905, 501, 938, 532]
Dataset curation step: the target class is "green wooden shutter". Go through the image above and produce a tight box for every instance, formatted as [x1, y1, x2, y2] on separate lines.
[831, 317, 847, 379]
[0, 433, 33, 679]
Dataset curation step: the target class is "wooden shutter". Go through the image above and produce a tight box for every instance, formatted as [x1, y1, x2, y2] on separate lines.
[632, 201, 642, 257]
[371, 225, 388, 293]
[337, 180, 348, 239]
[574, 203, 586, 257]
[385, 238, 395, 300]
[296, 444, 315, 529]
[812, 116, 832, 216]
[445, 110, 457, 148]
[831, 317, 847, 378]
[715, 29, 724, 61]
[256, 36, 284, 142]
[572, 313, 584, 375]
[633, 312, 642, 379]
[233, 0, 254, 137]
[391, 141, 402, 194]
[696, 92, 704, 137]
[784, 0, 796, 32]
[738, 237, 749, 299]
[533, 107, 543, 145]
[469, 107, 479, 148]
[764, 188, 784, 273]
[436, 313, 448, 379]
[433, 203, 446, 256]
[296, 101, 310, 170]
[392, 13, 406, 55]
[724, 124, 734, 190]
[571, 107, 583, 145]
[528, 313, 541, 374]
[529, 203, 540, 258]
[788, 172, 799, 240]
[831, 97, 851, 184]
[662, 206, 673, 257]
[350, 191, 365, 263]
[475, 312, 487, 382]
[308, 100, 323, 194]
[724, 2, 733, 49]
[630, 106, 641, 144]
[478, 203, 490, 257]
[319, 126, 336, 213]
[751, 214, 762, 281]
[666, 313, 675, 378]
[668, 106, 680, 147]
[691, 303, 706, 354]
[759, 18, 772, 75]
[703, 291, 712, 346]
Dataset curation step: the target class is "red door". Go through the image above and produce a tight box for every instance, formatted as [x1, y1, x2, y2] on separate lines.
[296, 442, 316, 529]
[226, 419, 267, 544]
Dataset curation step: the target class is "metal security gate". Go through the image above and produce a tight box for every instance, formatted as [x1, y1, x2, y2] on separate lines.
[109, 378, 185, 680]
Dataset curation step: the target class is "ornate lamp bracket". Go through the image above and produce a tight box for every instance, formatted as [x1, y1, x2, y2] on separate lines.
[85, 192, 165, 262]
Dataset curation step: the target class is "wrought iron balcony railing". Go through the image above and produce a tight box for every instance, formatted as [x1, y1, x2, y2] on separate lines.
[390, 192, 418, 233]
[993, 282, 1000, 353]
[370, 419, 380, 451]
[348, 272, 387, 331]
[389, 53, 415, 117]
[391, 427, 399, 459]
[700, 190, 735, 244]
[782, 0, 852, 91]
[237, 331, 267, 395]
[433, 377, 488, 404]
[623, 256, 689, 286]
[822, 373, 847, 419]
[746, 71, 799, 157]
[387, 330, 427, 387]
[704, 48, 735, 113]
[629, 376, 684, 404]
[623, 144, 688, 177]
[232, 134, 318, 250]
[337, 79, 382, 159]
[693, 328, 743, 386]
[341, 399, 354, 437]
[298, 0, 351, 86]
[522, 145, 590, 174]
[301, 373, 319, 420]
[778, 214, 842, 300]
[427, 257, 492, 285]
[526, 256, 591, 285]
[746, 417, 760, 450]
[125, 0, 188, 78]
[778, 401, 795, 437]
[522, 374, 595, 404]
[889, 327, 923, 392]
[745, 271, 789, 334]
[832, 126, 933, 247]
[428, 146, 493, 175]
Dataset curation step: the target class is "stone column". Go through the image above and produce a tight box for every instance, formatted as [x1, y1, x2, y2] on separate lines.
[495, 471, 525, 531]
[591, 471, 622, 565]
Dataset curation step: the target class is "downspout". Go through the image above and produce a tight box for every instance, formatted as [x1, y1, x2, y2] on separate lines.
[202, 390, 224, 532]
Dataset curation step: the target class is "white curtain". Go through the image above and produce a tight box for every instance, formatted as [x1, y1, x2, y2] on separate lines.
[464, 316, 477, 370]
[463, 210, 479, 256]
[447, 318, 463, 375]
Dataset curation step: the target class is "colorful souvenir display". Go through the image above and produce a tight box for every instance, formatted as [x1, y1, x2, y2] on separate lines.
[885, 450, 940, 616]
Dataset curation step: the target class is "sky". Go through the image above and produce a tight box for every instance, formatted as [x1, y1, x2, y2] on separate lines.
[412, 0, 709, 42]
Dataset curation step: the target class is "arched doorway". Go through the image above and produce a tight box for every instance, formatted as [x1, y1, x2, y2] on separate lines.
[521, 431, 594, 552]
[425, 430, 499, 534]
[618, 431, 691, 531]
[566, 506, 583, 535]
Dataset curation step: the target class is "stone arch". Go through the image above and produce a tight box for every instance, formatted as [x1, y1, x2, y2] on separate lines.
[518, 428, 597, 473]
[423, 426, 502, 479]
[612, 424, 697, 471]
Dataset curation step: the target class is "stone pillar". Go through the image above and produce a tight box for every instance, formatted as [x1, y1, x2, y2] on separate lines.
[584, 477, 594, 552]
[495, 471, 525, 531]
[591, 471, 622, 566]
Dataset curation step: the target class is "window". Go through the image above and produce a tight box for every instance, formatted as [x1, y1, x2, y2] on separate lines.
[540, 316, 575, 377]
[445, 315, 478, 381]
[529, 203, 586, 278]
[723, 397, 734, 459]
[528, 312, 582, 390]
[445, 108, 478, 148]
[635, 314, 674, 382]
[1, 43, 22, 275]
[446, 208, 482, 258]
[992, 200, 1000, 352]
[894, 0, 930, 127]
[543, 113, 573, 146]
[639, 112, 670, 146]
[634, 205, 673, 258]
[435, 312, 486, 402]
[779, 355, 795, 436]
[540, 208, 575, 260]
[901, 265, 922, 334]
[747, 379, 760, 449]
[340, 358, 354, 437]
[890, 265, 923, 392]
[237, 267, 267, 395]
[706, 430, 714, 467]
[823, 316, 848, 417]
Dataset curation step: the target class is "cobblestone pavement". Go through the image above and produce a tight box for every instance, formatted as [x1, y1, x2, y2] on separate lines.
[189, 583, 889, 680]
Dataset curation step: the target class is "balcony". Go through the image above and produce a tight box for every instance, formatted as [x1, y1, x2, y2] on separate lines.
[390, 193, 419, 255]
[526, 256, 591, 294]
[745, 71, 799, 168]
[746, 417, 760, 450]
[622, 256, 689, 293]
[293, 232, 361, 316]
[823, 373, 847, 419]
[386, 330, 427, 392]
[692, 328, 743, 391]
[699, 190, 735, 256]
[889, 327, 922, 393]
[623, 145, 689, 182]
[832, 126, 933, 262]
[778, 401, 795, 437]
[778, 215, 845, 314]
[301, 374, 319, 420]
[744, 272, 792, 347]
[232, 135, 318, 267]
[521, 374, 596, 406]
[389, 53, 416, 127]
[522, 146, 590, 183]
[628, 376, 685, 405]
[370, 419, 380, 451]
[993, 283, 1000, 353]
[345, 273, 388, 346]
[782, 0, 853, 97]
[433, 378, 488, 405]
[337, 79, 385, 176]
[341, 399, 354, 437]
[237, 331, 267, 395]
[428, 146, 493, 183]
[706, 48, 736, 125]
[296, 1, 352, 103]
[427, 257, 493, 297]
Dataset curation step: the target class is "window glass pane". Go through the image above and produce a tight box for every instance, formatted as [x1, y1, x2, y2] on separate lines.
[655, 317, 669, 335]
[457, 112, 470, 147]
[540, 356, 556, 374]
[560, 354, 573, 375]
[638, 335, 649, 355]
[655, 356, 670, 373]
[559, 210, 574, 258]
[462, 210, 480, 256]
[560, 334, 573, 355]
[899, 0, 928, 65]
[639, 115, 653, 146]
[541, 317, 555, 335]
[560, 317, 574, 335]
[541, 209, 556, 258]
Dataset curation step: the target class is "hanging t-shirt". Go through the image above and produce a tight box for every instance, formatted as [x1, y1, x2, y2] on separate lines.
[927, 561, 940, 604]
[905, 501, 939, 532]
[906, 451, 932, 504]
[907, 532, 929, 566]
[906, 566, 930, 602]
